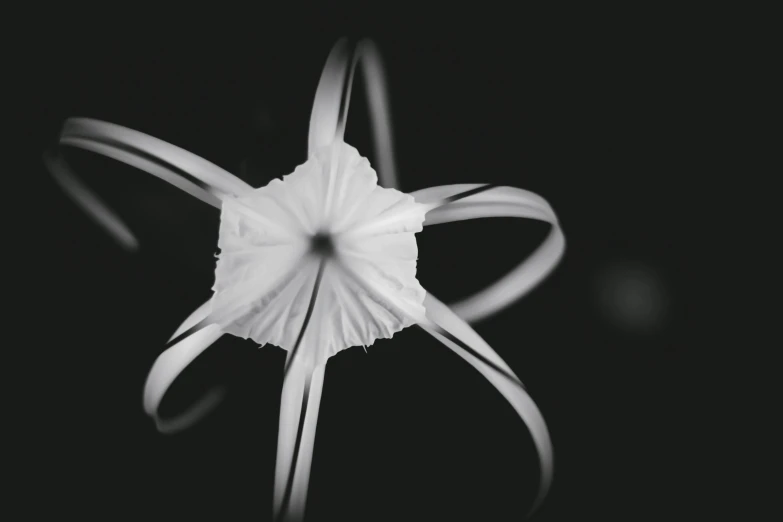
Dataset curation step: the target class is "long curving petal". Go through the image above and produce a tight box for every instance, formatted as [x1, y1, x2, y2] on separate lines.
[273, 361, 326, 522]
[45, 117, 254, 247]
[411, 184, 565, 323]
[43, 149, 139, 250]
[143, 322, 224, 434]
[308, 38, 400, 189]
[169, 299, 213, 342]
[62, 118, 253, 197]
[270, 254, 331, 521]
[418, 292, 554, 516]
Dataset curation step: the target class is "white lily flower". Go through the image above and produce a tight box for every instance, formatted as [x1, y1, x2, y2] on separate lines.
[45, 38, 565, 521]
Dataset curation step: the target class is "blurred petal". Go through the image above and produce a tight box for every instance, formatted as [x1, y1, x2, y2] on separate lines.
[419, 292, 553, 515]
[43, 149, 139, 250]
[273, 362, 326, 522]
[46, 117, 254, 247]
[56, 135, 219, 208]
[308, 39, 399, 189]
[143, 323, 223, 434]
[411, 184, 565, 323]
[151, 388, 226, 435]
[355, 39, 398, 190]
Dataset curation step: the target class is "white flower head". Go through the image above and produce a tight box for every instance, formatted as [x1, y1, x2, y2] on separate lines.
[212, 141, 427, 366]
[45, 37, 566, 522]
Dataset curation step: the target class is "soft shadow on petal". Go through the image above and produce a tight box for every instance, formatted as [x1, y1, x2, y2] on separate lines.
[412, 184, 565, 323]
[143, 322, 224, 434]
[418, 292, 554, 516]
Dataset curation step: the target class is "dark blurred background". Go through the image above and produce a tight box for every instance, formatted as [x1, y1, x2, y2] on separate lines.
[14, 11, 719, 522]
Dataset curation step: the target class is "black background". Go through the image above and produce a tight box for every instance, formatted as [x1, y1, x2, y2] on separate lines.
[16, 11, 716, 522]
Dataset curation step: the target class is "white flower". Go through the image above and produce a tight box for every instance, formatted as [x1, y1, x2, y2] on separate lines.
[45, 38, 565, 521]
[212, 140, 427, 366]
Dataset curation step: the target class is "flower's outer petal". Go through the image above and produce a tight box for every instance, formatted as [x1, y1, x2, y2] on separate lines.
[308, 38, 399, 188]
[273, 360, 326, 522]
[308, 39, 349, 156]
[63, 118, 253, 197]
[55, 136, 219, 207]
[45, 117, 254, 247]
[43, 149, 139, 250]
[414, 184, 554, 224]
[169, 299, 212, 342]
[411, 184, 565, 323]
[143, 323, 224, 434]
[419, 292, 553, 516]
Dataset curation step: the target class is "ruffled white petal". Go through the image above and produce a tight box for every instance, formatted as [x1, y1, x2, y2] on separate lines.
[210, 141, 426, 368]
[308, 38, 399, 189]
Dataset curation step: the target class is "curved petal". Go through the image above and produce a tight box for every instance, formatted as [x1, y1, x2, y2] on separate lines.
[308, 38, 399, 189]
[411, 184, 565, 323]
[418, 292, 553, 516]
[45, 117, 254, 247]
[62, 118, 253, 197]
[143, 323, 224, 434]
[169, 299, 212, 342]
[273, 361, 326, 522]
[55, 137, 220, 207]
[308, 38, 351, 156]
[43, 149, 139, 250]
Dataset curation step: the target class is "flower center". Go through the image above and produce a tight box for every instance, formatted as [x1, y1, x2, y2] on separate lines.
[310, 232, 334, 257]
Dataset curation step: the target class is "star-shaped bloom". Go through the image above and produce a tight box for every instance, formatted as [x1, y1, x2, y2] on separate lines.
[211, 139, 428, 365]
[45, 39, 565, 521]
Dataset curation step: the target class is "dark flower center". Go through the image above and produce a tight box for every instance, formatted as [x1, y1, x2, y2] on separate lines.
[310, 232, 334, 256]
